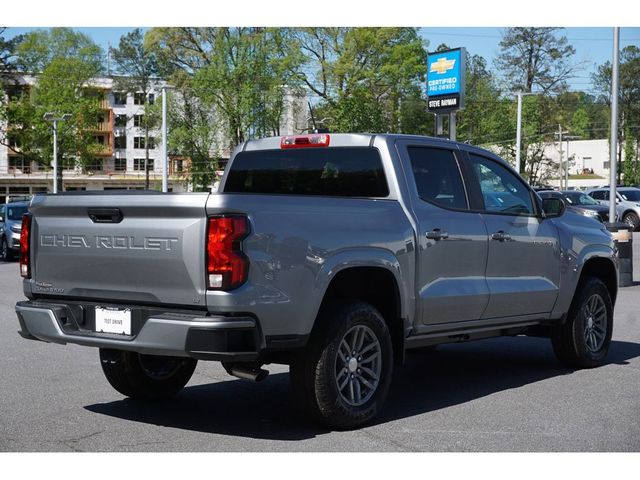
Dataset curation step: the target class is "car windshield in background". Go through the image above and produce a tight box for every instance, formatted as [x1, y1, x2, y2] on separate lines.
[224, 147, 389, 197]
[564, 192, 600, 206]
[7, 206, 28, 220]
[620, 190, 640, 202]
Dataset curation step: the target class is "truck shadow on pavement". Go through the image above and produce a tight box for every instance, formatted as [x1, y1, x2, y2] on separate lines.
[85, 337, 640, 442]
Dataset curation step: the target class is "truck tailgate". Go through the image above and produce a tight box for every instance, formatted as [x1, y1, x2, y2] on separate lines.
[28, 193, 210, 307]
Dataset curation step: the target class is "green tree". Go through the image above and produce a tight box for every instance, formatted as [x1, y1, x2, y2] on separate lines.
[1, 28, 23, 81]
[147, 27, 303, 153]
[166, 72, 221, 191]
[15, 27, 103, 73]
[1, 29, 104, 191]
[292, 27, 427, 133]
[110, 28, 161, 189]
[495, 28, 578, 179]
[593, 45, 640, 185]
[495, 27, 577, 93]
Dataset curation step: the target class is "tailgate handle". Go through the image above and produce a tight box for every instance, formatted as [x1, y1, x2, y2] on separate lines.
[88, 208, 124, 224]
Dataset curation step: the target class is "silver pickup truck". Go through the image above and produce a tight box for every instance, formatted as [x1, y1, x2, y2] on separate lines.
[15, 133, 618, 429]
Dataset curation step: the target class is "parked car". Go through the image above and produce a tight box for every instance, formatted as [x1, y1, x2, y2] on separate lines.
[538, 190, 613, 223]
[15, 134, 618, 429]
[586, 187, 640, 230]
[0, 201, 29, 261]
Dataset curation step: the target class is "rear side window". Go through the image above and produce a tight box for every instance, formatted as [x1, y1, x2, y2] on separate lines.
[407, 147, 468, 210]
[224, 147, 389, 197]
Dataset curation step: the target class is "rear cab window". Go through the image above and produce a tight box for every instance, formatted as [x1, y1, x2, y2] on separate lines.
[224, 147, 389, 197]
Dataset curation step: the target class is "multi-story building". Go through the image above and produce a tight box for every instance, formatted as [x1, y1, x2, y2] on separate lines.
[1, 74, 308, 203]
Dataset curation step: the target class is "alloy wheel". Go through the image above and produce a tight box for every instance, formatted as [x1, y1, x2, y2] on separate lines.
[334, 324, 382, 407]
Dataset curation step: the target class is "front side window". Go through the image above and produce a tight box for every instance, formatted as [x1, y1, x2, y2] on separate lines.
[469, 154, 534, 215]
[407, 147, 468, 210]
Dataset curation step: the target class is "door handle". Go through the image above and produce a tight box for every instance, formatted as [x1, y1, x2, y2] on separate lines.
[491, 231, 511, 242]
[426, 229, 449, 241]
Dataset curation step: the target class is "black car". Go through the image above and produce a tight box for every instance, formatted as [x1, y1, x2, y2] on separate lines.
[538, 190, 612, 223]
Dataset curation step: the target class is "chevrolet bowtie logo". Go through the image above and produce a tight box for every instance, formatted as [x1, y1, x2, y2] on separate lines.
[430, 57, 456, 75]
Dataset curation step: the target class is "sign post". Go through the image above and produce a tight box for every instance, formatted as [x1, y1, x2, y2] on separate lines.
[427, 48, 466, 141]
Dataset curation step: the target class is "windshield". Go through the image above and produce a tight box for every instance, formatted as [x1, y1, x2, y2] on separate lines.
[7, 205, 28, 221]
[620, 190, 640, 202]
[564, 192, 599, 206]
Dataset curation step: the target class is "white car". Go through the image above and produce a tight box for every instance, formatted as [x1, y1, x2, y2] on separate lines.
[586, 187, 640, 230]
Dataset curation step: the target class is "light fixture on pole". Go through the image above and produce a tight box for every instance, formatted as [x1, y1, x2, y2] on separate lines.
[43, 112, 72, 194]
[514, 91, 540, 175]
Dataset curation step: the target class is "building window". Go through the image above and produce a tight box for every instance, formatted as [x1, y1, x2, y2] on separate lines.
[134, 158, 154, 171]
[134, 114, 144, 127]
[114, 135, 127, 149]
[134, 92, 146, 105]
[93, 135, 106, 145]
[8, 156, 28, 172]
[114, 114, 127, 127]
[148, 137, 155, 149]
[114, 91, 127, 105]
[148, 93, 155, 105]
[134, 137, 145, 149]
[114, 158, 127, 171]
[88, 159, 104, 172]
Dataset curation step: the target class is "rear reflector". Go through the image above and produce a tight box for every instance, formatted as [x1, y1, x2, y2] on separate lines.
[207, 216, 249, 290]
[20, 214, 32, 278]
[281, 134, 330, 149]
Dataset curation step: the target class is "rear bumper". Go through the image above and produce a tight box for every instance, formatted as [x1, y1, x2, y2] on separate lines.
[16, 300, 262, 361]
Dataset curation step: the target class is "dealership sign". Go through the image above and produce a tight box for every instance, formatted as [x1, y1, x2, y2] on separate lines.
[427, 48, 466, 113]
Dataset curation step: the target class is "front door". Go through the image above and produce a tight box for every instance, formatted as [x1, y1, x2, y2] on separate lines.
[463, 152, 561, 319]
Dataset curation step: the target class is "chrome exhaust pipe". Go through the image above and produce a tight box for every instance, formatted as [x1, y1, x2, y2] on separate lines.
[224, 363, 269, 382]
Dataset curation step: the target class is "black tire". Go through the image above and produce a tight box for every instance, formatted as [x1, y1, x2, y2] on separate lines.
[622, 211, 639, 231]
[99, 348, 197, 400]
[0, 236, 10, 262]
[552, 277, 613, 368]
[290, 301, 393, 430]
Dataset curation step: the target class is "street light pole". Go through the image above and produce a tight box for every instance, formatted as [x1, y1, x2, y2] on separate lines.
[161, 86, 168, 193]
[43, 112, 71, 194]
[514, 91, 539, 176]
[609, 27, 620, 224]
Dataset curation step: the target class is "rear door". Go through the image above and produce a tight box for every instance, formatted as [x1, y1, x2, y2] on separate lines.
[30, 192, 210, 307]
[461, 151, 561, 319]
[396, 139, 490, 326]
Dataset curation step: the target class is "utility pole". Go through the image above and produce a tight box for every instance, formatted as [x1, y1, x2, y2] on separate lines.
[609, 27, 620, 224]
[161, 86, 168, 193]
[554, 125, 569, 190]
[43, 112, 72, 194]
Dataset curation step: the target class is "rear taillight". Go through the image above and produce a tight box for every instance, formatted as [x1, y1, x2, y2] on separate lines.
[20, 214, 32, 278]
[281, 134, 330, 149]
[207, 216, 249, 290]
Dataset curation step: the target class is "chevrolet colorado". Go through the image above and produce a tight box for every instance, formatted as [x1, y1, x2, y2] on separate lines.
[15, 133, 618, 429]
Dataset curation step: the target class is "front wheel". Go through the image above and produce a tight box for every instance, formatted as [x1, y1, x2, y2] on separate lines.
[290, 302, 393, 430]
[623, 211, 639, 231]
[0, 236, 10, 261]
[99, 349, 197, 400]
[552, 277, 613, 368]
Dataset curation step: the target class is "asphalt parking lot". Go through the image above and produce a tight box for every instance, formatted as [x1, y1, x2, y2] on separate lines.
[1, 235, 639, 452]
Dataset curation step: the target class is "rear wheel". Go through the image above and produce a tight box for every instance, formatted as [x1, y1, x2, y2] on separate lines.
[552, 277, 613, 368]
[290, 301, 393, 430]
[99, 349, 197, 400]
[623, 211, 639, 231]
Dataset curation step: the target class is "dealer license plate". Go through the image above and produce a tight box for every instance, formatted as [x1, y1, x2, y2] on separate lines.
[95, 307, 132, 335]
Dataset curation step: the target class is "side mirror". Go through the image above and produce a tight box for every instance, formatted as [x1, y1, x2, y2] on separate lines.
[542, 197, 565, 218]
